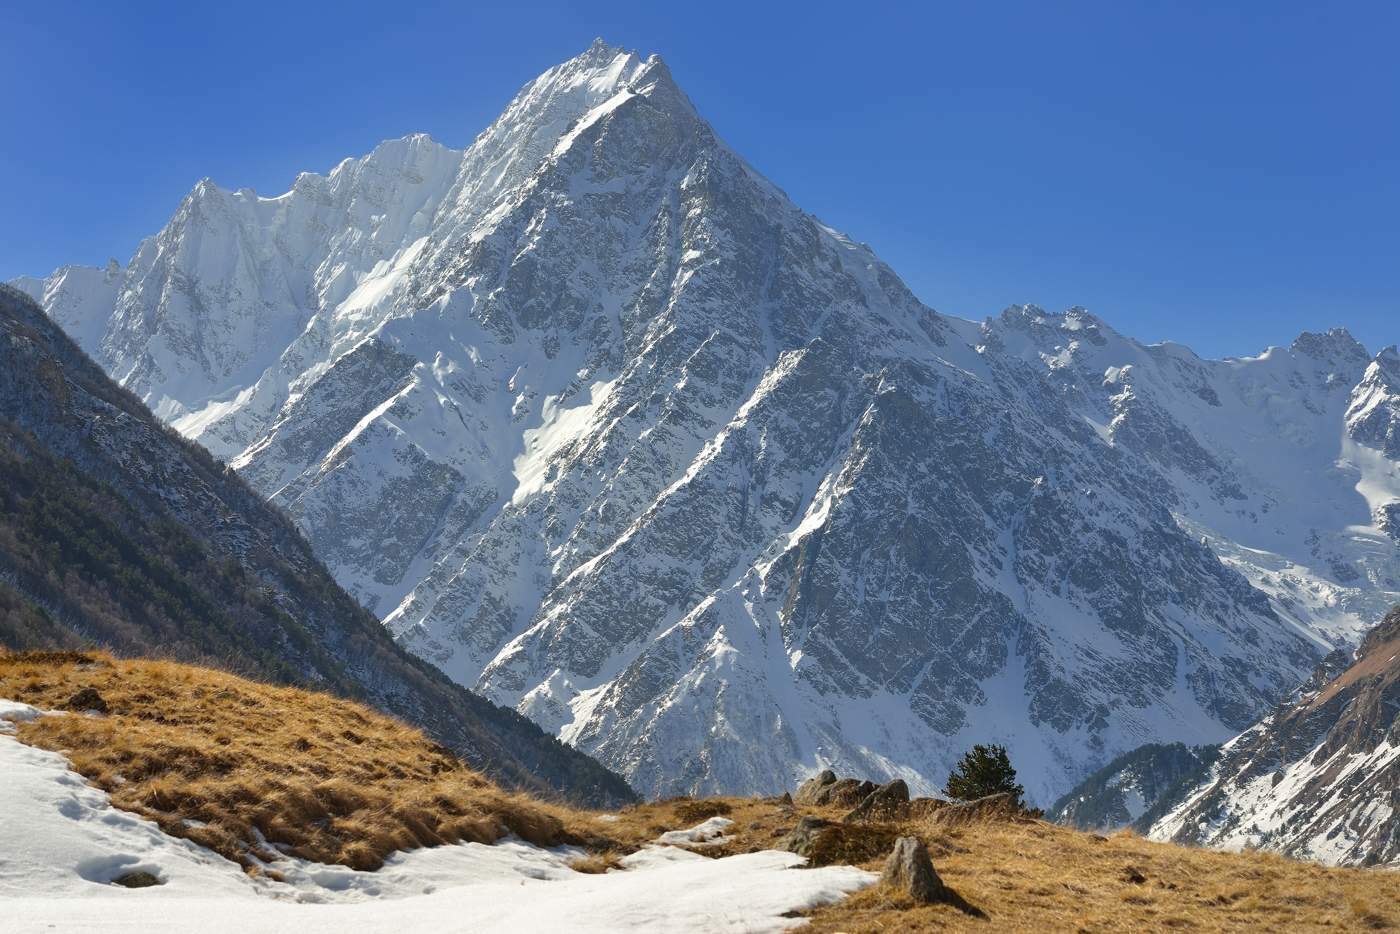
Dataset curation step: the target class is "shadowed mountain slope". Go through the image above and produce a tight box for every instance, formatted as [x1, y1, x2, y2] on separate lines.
[0, 282, 635, 806]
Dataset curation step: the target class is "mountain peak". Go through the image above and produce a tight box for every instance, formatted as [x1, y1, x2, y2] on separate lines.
[564, 38, 643, 78]
[190, 176, 221, 198]
[1370, 344, 1400, 383]
[362, 131, 454, 167]
[1289, 326, 1369, 365]
[993, 304, 1112, 340]
[17, 43, 1399, 815]
[585, 36, 623, 58]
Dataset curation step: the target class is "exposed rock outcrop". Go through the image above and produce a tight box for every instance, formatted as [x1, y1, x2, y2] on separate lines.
[881, 836, 947, 904]
[843, 779, 911, 823]
[925, 792, 1031, 828]
[797, 770, 879, 808]
[777, 816, 898, 867]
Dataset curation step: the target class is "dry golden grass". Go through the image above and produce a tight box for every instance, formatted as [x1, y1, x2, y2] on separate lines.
[567, 851, 626, 874]
[576, 796, 1400, 931]
[5, 648, 1398, 929]
[0, 650, 576, 872]
[797, 815, 1400, 931]
[672, 798, 733, 824]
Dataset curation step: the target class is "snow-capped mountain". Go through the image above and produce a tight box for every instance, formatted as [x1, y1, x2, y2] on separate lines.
[1149, 606, 1400, 866]
[15, 40, 1400, 803]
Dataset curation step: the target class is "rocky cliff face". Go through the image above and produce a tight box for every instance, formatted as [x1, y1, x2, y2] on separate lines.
[0, 283, 635, 807]
[1149, 607, 1400, 866]
[15, 41, 1400, 803]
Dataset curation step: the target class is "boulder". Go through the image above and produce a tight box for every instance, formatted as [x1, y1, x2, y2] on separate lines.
[843, 778, 911, 823]
[825, 778, 877, 807]
[778, 816, 899, 867]
[881, 836, 947, 904]
[794, 770, 837, 805]
[111, 870, 161, 888]
[797, 776, 876, 808]
[64, 687, 107, 714]
[924, 791, 1026, 828]
[777, 816, 834, 858]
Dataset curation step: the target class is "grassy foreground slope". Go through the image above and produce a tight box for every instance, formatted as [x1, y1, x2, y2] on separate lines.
[5, 651, 1398, 931]
[0, 651, 577, 871]
[589, 797, 1400, 931]
[799, 820, 1398, 931]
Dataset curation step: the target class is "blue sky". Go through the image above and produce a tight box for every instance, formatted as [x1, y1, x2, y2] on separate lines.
[3, 0, 1395, 358]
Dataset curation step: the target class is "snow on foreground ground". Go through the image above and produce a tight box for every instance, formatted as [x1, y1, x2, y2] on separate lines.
[0, 700, 874, 932]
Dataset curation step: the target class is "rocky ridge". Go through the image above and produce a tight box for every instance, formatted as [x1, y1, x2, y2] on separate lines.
[1148, 606, 1400, 867]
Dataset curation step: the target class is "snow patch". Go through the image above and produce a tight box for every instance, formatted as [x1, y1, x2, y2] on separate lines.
[655, 816, 734, 846]
[0, 699, 59, 734]
[511, 378, 616, 504]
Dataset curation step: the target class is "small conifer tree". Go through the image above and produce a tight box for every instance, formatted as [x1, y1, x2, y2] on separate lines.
[945, 743, 1025, 807]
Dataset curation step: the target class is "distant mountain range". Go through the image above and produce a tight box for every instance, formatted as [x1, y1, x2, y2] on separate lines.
[0, 282, 634, 807]
[14, 40, 1400, 804]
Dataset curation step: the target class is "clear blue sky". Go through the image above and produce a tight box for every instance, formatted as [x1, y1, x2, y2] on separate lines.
[3, 0, 1395, 358]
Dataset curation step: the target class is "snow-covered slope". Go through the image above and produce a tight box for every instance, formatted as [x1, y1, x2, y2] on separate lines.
[1148, 606, 1400, 867]
[11, 260, 122, 353]
[15, 40, 1399, 804]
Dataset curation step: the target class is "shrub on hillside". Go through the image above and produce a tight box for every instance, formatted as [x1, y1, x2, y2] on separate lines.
[945, 743, 1026, 808]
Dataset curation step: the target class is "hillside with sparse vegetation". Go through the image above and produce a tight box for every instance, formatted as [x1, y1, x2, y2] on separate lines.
[0, 283, 635, 807]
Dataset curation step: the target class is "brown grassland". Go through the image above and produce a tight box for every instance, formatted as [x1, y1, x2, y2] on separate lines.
[0, 650, 573, 872]
[580, 795, 1400, 932]
[3, 650, 1398, 931]
[798, 821, 1400, 932]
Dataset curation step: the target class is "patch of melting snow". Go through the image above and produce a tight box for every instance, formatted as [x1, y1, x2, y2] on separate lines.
[0, 698, 59, 734]
[655, 816, 734, 847]
[1, 707, 874, 932]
